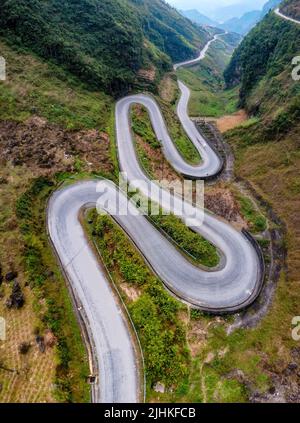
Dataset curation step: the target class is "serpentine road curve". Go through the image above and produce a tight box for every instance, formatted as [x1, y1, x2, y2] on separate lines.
[48, 34, 263, 403]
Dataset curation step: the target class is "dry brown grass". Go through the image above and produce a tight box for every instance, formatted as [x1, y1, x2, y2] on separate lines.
[215, 110, 248, 133]
[233, 126, 300, 283]
[0, 285, 56, 403]
[0, 165, 56, 403]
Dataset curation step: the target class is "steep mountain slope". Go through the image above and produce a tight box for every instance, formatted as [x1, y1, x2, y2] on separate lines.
[133, 0, 210, 61]
[176, 32, 242, 117]
[281, 0, 300, 19]
[219, 0, 281, 35]
[0, 38, 116, 402]
[0, 0, 257, 403]
[225, 9, 300, 130]
[0, 0, 209, 95]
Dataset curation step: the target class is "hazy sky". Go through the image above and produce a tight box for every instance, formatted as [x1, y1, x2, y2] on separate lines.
[166, 0, 266, 14]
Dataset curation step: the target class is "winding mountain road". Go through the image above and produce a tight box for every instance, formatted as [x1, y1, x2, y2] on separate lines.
[48, 34, 263, 403]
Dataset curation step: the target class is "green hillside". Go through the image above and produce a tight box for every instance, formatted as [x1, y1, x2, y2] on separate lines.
[0, 0, 209, 95]
[224, 10, 300, 142]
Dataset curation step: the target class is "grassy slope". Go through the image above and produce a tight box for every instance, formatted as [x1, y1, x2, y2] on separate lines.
[130, 105, 219, 268]
[129, 0, 210, 62]
[217, 118, 300, 403]
[3, 6, 298, 404]
[0, 40, 112, 130]
[0, 35, 220, 402]
[15, 178, 92, 402]
[127, 12, 300, 402]
[131, 103, 200, 167]
[225, 12, 300, 113]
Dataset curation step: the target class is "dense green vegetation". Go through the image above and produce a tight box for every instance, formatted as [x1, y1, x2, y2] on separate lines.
[132, 106, 161, 150]
[132, 0, 209, 62]
[15, 177, 90, 402]
[215, 7, 300, 403]
[237, 196, 267, 233]
[225, 11, 300, 110]
[159, 100, 202, 164]
[0, 0, 209, 95]
[88, 210, 189, 392]
[222, 105, 300, 401]
[151, 213, 219, 268]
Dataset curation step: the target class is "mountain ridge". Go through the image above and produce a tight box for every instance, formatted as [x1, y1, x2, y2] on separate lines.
[224, 5, 300, 170]
[0, 0, 210, 95]
[181, 0, 282, 35]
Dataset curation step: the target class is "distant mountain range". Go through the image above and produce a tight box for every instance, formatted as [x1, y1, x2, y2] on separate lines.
[220, 10, 262, 35]
[181, 0, 282, 35]
[180, 9, 219, 27]
[212, 1, 264, 22]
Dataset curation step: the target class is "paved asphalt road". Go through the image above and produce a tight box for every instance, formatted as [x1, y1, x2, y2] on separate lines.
[174, 34, 221, 70]
[48, 35, 262, 403]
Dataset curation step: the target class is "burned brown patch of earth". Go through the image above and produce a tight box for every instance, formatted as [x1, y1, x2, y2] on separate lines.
[0, 117, 113, 176]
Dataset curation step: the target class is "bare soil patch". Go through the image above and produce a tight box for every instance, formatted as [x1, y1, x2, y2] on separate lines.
[215, 110, 248, 133]
[137, 67, 156, 82]
[0, 118, 113, 175]
[158, 74, 178, 103]
[136, 135, 180, 183]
